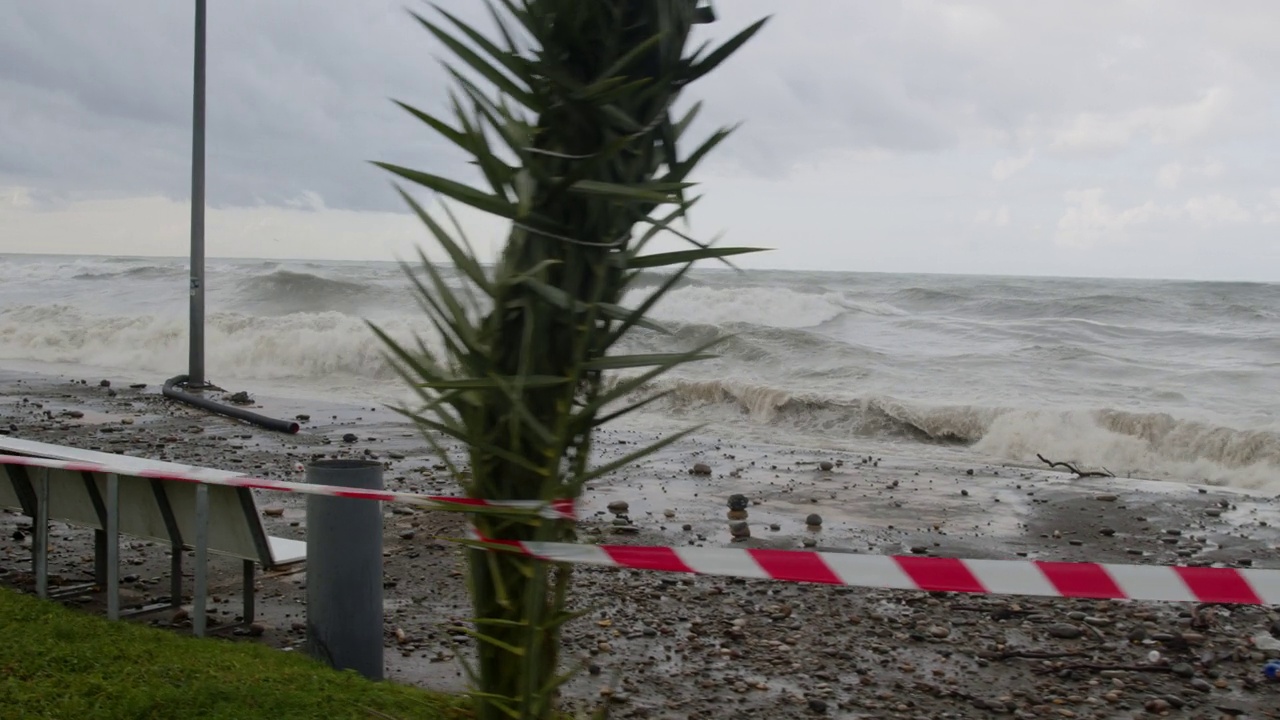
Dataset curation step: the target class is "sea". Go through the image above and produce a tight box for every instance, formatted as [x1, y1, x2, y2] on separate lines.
[1, 253, 1276, 490]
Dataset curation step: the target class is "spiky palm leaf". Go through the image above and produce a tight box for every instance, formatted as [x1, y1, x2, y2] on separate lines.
[372, 2, 766, 717]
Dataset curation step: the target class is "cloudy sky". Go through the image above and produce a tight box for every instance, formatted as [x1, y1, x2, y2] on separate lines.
[3, 1, 1279, 281]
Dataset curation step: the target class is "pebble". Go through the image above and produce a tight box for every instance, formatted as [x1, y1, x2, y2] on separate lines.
[607, 500, 630, 515]
[248, 622, 267, 637]
[805, 513, 822, 527]
[342, 433, 358, 443]
[690, 463, 711, 475]
[1171, 662, 1194, 678]
[818, 461, 834, 472]
[729, 522, 750, 539]
[1145, 699, 1171, 713]
[807, 698, 828, 714]
[928, 625, 951, 639]
[1190, 678, 1213, 693]
[399, 530, 416, 540]
[1094, 494, 1117, 502]
[727, 494, 749, 511]
[1046, 623, 1085, 640]
[663, 509, 675, 518]
[262, 506, 285, 518]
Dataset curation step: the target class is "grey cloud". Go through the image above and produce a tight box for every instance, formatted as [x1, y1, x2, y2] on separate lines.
[4, 0, 1280, 211]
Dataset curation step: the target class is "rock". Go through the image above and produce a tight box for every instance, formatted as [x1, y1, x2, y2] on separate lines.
[663, 509, 675, 518]
[805, 513, 822, 527]
[690, 462, 712, 476]
[1046, 623, 1085, 640]
[909, 546, 928, 555]
[818, 461, 834, 472]
[681, 524, 692, 531]
[399, 530, 416, 540]
[228, 391, 253, 405]
[807, 698, 828, 714]
[99, 379, 111, 387]
[171, 608, 190, 623]
[1099, 527, 1116, 536]
[727, 494, 749, 511]
[291, 621, 306, 632]
[1094, 494, 1117, 502]
[248, 622, 267, 637]
[295, 414, 311, 421]
[64, 410, 85, 419]
[1144, 699, 1171, 714]
[129, 383, 147, 389]
[961, 489, 969, 496]
[729, 521, 750, 539]
[928, 625, 951, 639]
[726, 509, 748, 521]
[1170, 663, 1194, 678]
[801, 537, 817, 548]
[262, 506, 285, 518]
[769, 523, 781, 531]
[1189, 678, 1212, 693]
[342, 433, 358, 443]
[607, 500, 630, 515]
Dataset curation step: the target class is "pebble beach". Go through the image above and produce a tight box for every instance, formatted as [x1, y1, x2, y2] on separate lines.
[3, 372, 1279, 719]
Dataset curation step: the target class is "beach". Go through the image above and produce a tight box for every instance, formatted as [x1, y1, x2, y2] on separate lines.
[3, 371, 1278, 718]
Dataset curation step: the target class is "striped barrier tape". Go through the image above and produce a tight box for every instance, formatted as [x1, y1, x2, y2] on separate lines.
[466, 534, 1280, 606]
[0, 454, 576, 520]
[6, 453, 1277, 606]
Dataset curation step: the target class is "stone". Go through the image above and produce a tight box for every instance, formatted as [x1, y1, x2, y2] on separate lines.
[818, 461, 834, 472]
[1189, 678, 1212, 693]
[607, 500, 630, 515]
[807, 698, 828, 714]
[928, 625, 951, 639]
[769, 523, 781, 531]
[663, 509, 675, 518]
[262, 506, 285, 518]
[399, 530, 416, 540]
[729, 521, 750, 539]
[727, 509, 748, 521]
[99, 379, 111, 387]
[801, 537, 817, 548]
[805, 513, 822, 527]
[248, 622, 267, 637]
[1144, 699, 1171, 713]
[1046, 623, 1085, 640]
[690, 462, 712, 476]
[342, 433, 358, 443]
[1170, 662, 1194, 678]
[727, 494, 749, 511]
[1094, 494, 1117, 502]
[228, 391, 253, 406]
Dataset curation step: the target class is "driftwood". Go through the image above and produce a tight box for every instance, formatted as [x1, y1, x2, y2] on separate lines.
[1036, 454, 1115, 478]
[978, 648, 1088, 661]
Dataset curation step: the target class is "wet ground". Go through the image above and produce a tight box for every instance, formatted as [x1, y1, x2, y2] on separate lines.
[2, 372, 1279, 718]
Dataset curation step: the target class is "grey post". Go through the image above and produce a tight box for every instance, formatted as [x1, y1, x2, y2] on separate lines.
[305, 459, 384, 681]
[105, 474, 120, 621]
[193, 482, 210, 637]
[34, 469, 50, 599]
[188, 0, 207, 387]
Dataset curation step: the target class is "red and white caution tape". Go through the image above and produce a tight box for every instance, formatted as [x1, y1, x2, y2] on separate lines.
[9, 452, 1277, 606]
[0, 454, 575, 520]
[468, 536, 1280, 606]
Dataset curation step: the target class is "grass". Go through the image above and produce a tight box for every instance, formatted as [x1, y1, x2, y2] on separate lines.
[0, 587, 467, 720]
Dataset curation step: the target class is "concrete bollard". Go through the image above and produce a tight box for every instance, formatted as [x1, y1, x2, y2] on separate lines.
[305, 459, 384, 681]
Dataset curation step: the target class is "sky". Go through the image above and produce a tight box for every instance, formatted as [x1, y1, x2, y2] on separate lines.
[2, 1, 1279, 281]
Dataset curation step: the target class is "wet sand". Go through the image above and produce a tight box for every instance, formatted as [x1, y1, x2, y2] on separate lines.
[2, 370, 1279, 719]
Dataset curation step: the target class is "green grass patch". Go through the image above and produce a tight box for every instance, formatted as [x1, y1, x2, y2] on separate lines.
[0, 587, 467, 720]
